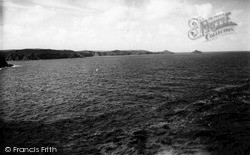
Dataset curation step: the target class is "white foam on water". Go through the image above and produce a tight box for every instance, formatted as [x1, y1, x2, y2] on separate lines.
[156, 150, 173, 155]
[0, 65, 21, 70]
[12, 65, 21, 68]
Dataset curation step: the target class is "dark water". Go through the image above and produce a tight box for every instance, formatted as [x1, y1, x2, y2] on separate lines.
[0, 52, 249, 155]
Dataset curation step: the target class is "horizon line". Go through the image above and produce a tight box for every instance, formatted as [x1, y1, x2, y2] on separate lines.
[1, 48, 250, 53]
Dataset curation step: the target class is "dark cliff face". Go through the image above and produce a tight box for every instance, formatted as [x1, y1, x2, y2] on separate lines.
[77, 51, 95, 57]
[1, 49, 87, 61]
[0, 54, 10, 68]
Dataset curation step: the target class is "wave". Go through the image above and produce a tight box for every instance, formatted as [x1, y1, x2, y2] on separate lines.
[213, 84, 244, 92]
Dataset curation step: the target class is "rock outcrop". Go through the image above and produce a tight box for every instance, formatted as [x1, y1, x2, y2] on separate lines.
[0, 54, 13, 68]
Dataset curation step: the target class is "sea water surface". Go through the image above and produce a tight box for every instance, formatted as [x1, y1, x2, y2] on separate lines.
[1, 52, 249, 155]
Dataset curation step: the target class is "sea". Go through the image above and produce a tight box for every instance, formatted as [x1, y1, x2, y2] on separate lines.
[0, 52, 249, 155]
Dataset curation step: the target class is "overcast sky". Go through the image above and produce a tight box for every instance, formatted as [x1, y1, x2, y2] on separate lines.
[0, 0, 249, 52]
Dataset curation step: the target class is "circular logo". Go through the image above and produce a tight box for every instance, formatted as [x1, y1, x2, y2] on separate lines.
[5, 147, 11, 152]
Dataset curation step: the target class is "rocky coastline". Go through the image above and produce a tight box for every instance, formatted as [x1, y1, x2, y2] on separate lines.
[0, 54, 13, 68]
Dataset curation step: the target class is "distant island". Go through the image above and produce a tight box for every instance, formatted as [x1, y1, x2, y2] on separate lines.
[0, 49, 174, 61]
[156, 50, 174, 54]
[192, 50, 203, 54]
[94, 50, 152, 56]
[95, 50, 174, 56]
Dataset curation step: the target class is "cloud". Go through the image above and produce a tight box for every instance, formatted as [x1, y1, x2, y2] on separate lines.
[145, 0, 184, 19]
[158, 24, 181, 35]
[1, 0, 249, 51]
[4, 1, 55, 24]
[195, 3, 212, 18]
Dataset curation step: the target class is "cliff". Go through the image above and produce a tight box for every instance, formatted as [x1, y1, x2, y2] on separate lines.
[0, 49, 91, 61]
[0, 54, 13, 68]
[76, 50, 95, 57]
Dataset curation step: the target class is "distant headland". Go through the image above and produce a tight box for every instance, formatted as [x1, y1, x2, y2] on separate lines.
[0, 49, 175, 61]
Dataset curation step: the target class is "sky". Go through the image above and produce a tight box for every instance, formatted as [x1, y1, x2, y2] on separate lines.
[0, 0, 249, 52]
